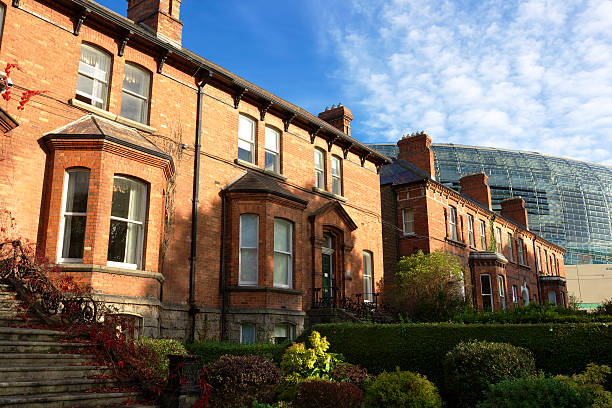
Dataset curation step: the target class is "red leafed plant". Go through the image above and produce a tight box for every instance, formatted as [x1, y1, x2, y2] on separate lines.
[1, 62, 46, 110]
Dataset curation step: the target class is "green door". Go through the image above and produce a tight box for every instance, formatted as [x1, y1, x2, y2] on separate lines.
[322, 252, 332, 303]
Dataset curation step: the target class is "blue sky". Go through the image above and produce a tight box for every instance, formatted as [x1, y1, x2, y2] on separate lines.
[98, 0, 612, 165]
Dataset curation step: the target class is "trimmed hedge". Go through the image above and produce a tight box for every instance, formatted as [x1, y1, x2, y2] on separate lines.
[309, 323, 612, 393]
[186, 340, 288, 365]
[135, 337, 187, 380]
[453, 304, 612, 324]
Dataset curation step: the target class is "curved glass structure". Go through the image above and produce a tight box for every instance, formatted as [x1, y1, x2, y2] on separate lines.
[370, 143, 612, 266]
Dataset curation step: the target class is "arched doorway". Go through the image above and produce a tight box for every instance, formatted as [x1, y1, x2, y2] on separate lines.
[321, 234, 335, 306]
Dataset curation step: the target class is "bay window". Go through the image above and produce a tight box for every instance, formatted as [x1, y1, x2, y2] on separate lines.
[265, 127, 280, 173]
[331, 156, 342, 195]
[314, 148, 325, 189]
[238, 115, 256, 163]
[273, 219, 293, 288]
[363, 251, 373, 302]
[120, 63, 151, 124]
[107, 176, 147, 269]
[239, 214, 258, 285]
[58, 169, 90, 262]
[76, 44, 111, 109]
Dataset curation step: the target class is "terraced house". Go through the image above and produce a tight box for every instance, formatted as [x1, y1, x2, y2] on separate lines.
[0, 0, 389, 342]
[380, 133, 568, 311]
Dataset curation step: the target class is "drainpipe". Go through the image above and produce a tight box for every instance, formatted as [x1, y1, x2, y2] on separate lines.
[219, 189, 228, 340]
[188, 71, 212, 342]
[533, 239, 541, 305]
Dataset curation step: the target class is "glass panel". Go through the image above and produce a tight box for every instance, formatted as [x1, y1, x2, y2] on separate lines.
[128, 180, 146, 222]
[265, 127, 279, 152]
[331, 157, 340, 176]
[123, 64, 149, 97]
[363, 251, 373, 301]
[125, 223, 142, 265]
[241, 324, 255, 345]
[274, 253, 289, 286]
[238, 140, 252, 163]
[332, 178, 341, 195]
[315, 170, 324, 189]
[111, 178, 131, 219]
[265, 151, 278, 173]
[548, 291, 557, 305]
[274, 220, 291, 252]
[240, 248, 258, 283]
[480, 275, 491, 295]
[65, 171, 90, 213]
[108, 219, 127, 262]
[76, 74, 94, 98]
[240, 215, 258, 247]
[62, 215, 86, 259]
[239, 115, 254, 142]
[120, 91, 146, 123]
[315, 150, 323, 170]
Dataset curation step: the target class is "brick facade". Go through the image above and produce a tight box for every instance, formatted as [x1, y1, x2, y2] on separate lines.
[381, 133, 568, 311]
[0, 0, 388, 341]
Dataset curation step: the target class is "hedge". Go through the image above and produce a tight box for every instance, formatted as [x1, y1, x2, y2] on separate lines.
[185, 340, 289, 365]
[309, 323, 612, 393]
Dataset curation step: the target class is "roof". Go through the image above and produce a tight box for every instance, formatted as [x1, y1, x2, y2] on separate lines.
[0, 106, 18, 133]
[53, 0, 390, 166]
[379, 159, 431, 186]
[226, 171, 308, 205]
[42, 114, 170, 160]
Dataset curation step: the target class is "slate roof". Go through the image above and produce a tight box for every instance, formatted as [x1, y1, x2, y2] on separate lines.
[379, 159, 432, 186]
[42, 115, 169, 159]
[227, 171, 308, 205]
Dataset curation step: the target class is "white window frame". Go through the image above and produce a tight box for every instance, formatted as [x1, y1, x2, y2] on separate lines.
[512, 285, 519, 305]
[467, 214, 475, 247]
[402, 208, 415, 235]
[536, 247, 542, 273]
[76, 44, 111, 109]
[238, 114, 256, 163]
[518, 239, 525, 265]
[240, 323, 256, 345]
[265, 126, 280, 173]
[449, 206, 458, 241]
[495, 227, 502, 253]
[553, 254, 558, 275]
[120, 63, 150, 124]
[479, 220, 487, 250]
[480, 274, 493, 310]
[57, 169, 90, 263]
[107, 176, 148, 270]
[507, 233, 514, 262]
[314, 148, 325, 189]
[239, 214, 259, 286]
[273, 218, 293, 289]
[331, 156, 342, 195]
[498, 275, 506, 310]
[273, 323, 294, 344]
[363, 251, 373, 302]
[544, 249, 549, 274]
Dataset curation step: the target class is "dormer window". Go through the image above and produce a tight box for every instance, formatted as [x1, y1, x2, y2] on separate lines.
[76, 44, 111, 109]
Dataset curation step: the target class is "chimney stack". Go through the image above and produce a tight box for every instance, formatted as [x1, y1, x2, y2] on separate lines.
[396, 132, 436, 179]
[318, 104, 353, 136]
[500, 197, 529, 229]
[127, 0, 183, 45]
[460, 173, 492, 210]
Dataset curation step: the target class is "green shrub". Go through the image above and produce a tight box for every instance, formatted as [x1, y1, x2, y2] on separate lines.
[307, 322, 612, 395]
[444, 340, 536, 408]
[295, 379, 363, 408]
[280, 331, 341, 381]
[205, 355, 281, 408]
[555, 363, 612, 408]
[594, 299, 612, 316]
[477, 376, 590, 408]
[186, 340, 288, 365]
[331, 362, 368, 389]
[134, 337, 187, 380]
[453, 303, 612, 324]
[363, 369, 442, 408]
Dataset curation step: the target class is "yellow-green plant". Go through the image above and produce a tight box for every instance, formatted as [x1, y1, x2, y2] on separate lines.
[280, 331, 341, 381]
[135, 337, 188, 380]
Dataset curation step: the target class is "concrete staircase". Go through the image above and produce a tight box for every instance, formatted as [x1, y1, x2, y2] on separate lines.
[0, 282, 156, 407]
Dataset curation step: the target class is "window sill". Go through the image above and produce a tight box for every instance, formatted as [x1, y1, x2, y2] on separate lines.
[402, 232, 417, 238]
[445, 237, 467, 248]
[312, 187, 347, 202]
[57, 263, 165, 283]
[234, 158, 287, 181]
[227, 285, 304, 296]
[69, 98, 157, 134]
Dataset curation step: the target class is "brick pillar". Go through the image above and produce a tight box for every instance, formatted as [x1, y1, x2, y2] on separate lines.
[127, 0, 183, 45]
[460, 173, 492, 210]
[396, 132, 435, 179]
[318, 104, 353, 136]
[500, 197, 529, 229]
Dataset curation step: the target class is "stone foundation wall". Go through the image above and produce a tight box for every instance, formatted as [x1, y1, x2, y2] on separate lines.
[160, 304, 222, 341]
[225, 307, 306, 343]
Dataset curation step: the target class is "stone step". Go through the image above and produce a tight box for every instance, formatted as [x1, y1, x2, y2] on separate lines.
[0, 353, 97, 366]
[0, 299, 21, 308]
[0, 291, 16, 300]
[0, 365, 111, 381]
[0, 340, 85, 353]
[0, 317, 45, 327]
[0, 377, 118, 396]
[0, 283, 11, 292]
[0, 307, 19, 317]
[0, 327, 65, 342]
[0, 391, 142, 408]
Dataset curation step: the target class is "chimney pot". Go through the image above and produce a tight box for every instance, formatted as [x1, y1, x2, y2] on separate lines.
[318, 104, 354, 136]
[396, 132, 436, 179]
[127, 0, 184, 45]
[501, 197, 529, 229]
[460, 172, 492, 210]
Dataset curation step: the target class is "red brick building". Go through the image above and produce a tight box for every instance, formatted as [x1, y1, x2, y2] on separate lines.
[0, 0, 389, 341]
[381, 133, 568, 311]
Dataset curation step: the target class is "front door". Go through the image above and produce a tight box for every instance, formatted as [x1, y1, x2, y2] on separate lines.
[321, 234, 334, 306]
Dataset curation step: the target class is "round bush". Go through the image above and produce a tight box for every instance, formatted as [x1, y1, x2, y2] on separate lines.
[135, 337, 187, 380]
[295, 379, 363, 408]
[331, 362, 369, 389]
[444, 340, 536, 408]
[477, 376, 590, 408]
[364, 370, 443, 408]
[205, 355, 281, 408]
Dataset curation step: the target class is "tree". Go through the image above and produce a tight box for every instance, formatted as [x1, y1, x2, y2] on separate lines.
[388, 250, 467, 322]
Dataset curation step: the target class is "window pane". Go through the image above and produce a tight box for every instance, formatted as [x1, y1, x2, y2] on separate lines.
[239, 115, 254, 142]
[315, 170, 324, 189]
[363, 251, 373, 301]
[331, 157, 340, 176]
[332, 178, 341, 195]
[240, 248, 258, 283]
[76, 74, 94, 98]
[62, 215, 86, 259]
[111, 178, 131, 219]
[240, 214, 258, 247]
[314, 150, 323, 169]
[65, 171, 90, 213]
[480, 275, 491, 295]
[108, 219, 127, 262]
[123, 64, 149, 97]
[0, 5, 5, 44]
[238, 140, 252, 163]
[548, 291, 557, 305]
[241, 324, 255, 345]
[265, 127, 279, 152]
[120, 91, 146, 123]
[274, 220, 291, 252]
[265, 151, 278, 173]
[128, 180, 146, 222]
[125, 223, 142, 265]
[273, 253, 289, 286]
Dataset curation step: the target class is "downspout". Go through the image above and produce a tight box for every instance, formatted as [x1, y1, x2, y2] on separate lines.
[219, 189, 228, 340]
[533, 238, 541, 305]
[188, 71, 212, 342]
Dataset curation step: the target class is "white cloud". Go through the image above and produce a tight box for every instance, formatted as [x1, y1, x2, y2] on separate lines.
[316, 0, 612, 166]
